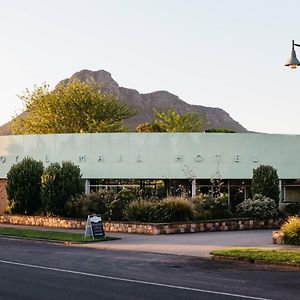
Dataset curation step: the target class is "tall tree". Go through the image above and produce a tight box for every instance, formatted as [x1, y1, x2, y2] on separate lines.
[251, 165, 279, 202]
[11, 79, 136, 134]
[136, 109, 205, 132]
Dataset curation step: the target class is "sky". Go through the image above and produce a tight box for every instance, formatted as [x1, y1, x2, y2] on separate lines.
[1, 0, 300, 134]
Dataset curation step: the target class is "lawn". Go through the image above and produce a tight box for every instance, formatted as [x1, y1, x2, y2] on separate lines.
[0, 227, 117, 243]
[211, 248, 300, 265]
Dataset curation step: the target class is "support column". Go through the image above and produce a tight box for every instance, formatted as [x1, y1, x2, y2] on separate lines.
[279, 179, 282, 203]
[227, 179, 231, 208]
[191, 177, 196, 197]
[85, 179, 90, 194]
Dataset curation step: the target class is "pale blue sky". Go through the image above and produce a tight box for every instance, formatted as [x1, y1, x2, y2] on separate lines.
[1, 0, 300, 133]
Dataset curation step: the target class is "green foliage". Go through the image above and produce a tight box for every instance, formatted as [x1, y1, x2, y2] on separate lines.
[42, 161, 84, 216]
[66, 194, 85, 218]
[205, 128, 236, 133]
[136, 121, 166, 132]
[67, 188, 136, 220]
[235, 194, 278, 219]
[251, 165, 279, 202]
[284, 202, 300, 216]
[124, 197, 194, 223]
[193, 194, 231, 220]
[280, 216, 300, 245]
[6, 157, 44, 215]
[124, 200, 158, 222]
[156, 197, 194, 222]
[109, 189, 136, 220]
[12, 79, 136, 134]
[0, 227, 113, 242]
[67, 190, 116, 220]
[136, 109, 205, 132]
[211, 248, 300, 265]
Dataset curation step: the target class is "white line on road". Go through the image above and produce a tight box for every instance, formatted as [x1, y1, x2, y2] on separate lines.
[0, 259, 271, 300]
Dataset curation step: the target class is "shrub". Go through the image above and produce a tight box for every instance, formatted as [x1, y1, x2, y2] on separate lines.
[108, 188, 136, 221]
[251, 165, 279, 202]
[193, 194, 231, 220]
[235, 194, 278, 219]
[67, 190, 114, 219]
[285, 202, 300, 216]
[66, 194, 85, 218]
[155, 197, 194, 223]
[280, 216, 300, 245]
[42, 161, 84, 216]
[124, 200, 158, 222]
[6, 157, 44, 215]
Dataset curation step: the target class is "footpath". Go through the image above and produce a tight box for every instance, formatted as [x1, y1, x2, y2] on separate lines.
[0, 223, 299, 258]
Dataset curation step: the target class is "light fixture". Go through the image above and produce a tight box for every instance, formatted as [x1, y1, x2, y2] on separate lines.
[285, 40, 300, 69]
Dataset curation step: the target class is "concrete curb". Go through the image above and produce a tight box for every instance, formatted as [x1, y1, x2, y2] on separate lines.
[211, 254, 300, 270]
[0, 234, 117, 245]
[0, 234, 71, 245]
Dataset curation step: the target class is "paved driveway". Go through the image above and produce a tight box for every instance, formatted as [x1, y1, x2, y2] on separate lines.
[1, 224, 299, 257]
[77, 229, 300, 257]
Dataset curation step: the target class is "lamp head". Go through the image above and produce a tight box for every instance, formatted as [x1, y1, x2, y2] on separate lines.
[285, 46, 300, 69]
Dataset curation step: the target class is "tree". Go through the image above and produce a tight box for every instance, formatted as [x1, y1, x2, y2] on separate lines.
[251, 165, 279, 202]
[205, 128, 236, 133]
[136, 121, 166, 132]
[11, 79, 136, 134]
[42, 161, 84, 216]
[6, 157, 44, 215]
[136, 109, 205, 132]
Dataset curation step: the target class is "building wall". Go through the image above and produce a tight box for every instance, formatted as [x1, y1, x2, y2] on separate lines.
[0, 179, 7, 213]
[0, 132, 300, 180]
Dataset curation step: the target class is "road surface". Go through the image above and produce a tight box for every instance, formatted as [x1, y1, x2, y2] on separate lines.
[0, 237, 299, 300]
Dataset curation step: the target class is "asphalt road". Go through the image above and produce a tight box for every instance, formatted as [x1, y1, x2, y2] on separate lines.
[0, 237, 299, 300]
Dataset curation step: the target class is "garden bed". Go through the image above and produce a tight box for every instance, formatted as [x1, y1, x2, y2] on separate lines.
[0, 214, 282, 235]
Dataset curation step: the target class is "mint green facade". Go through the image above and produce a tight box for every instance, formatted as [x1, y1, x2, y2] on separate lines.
[0, 132, 299, 180]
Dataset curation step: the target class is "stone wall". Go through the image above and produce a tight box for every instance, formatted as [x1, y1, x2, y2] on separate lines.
[0, 179, 7, 214]
[0, 214, 86, 229]
[0, 214, 282, 235]
[272, 231, 283, 244]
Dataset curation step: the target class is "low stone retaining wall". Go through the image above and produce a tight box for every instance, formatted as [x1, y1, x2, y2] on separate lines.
[0, 214, 86, 229]
[0, 214, 282, 235]
[272, 231, 283, 244]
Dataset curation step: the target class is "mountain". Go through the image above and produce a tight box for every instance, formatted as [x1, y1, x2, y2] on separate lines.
[0, 69, 247, 134]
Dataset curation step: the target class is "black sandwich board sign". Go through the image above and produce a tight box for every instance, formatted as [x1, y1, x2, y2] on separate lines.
[84, 215, 105, 239]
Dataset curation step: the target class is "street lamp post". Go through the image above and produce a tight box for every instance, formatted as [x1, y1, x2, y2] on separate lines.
[285, 40, 300, 69]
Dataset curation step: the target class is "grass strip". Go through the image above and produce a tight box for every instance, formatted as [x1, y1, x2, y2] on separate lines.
[0, 227, 117, 243]
[211, 248, 300, 265]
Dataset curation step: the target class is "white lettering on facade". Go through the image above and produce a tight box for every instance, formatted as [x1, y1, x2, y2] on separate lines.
[176, 155, 183, 162]
[253, 154, 258, 163]
[195, 154, 203, 162]
[79, 154, 85, 162]
[0, 153, 265, 165]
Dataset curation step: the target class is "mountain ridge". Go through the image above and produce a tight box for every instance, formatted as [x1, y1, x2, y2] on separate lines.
[0, 69, 247, 134]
